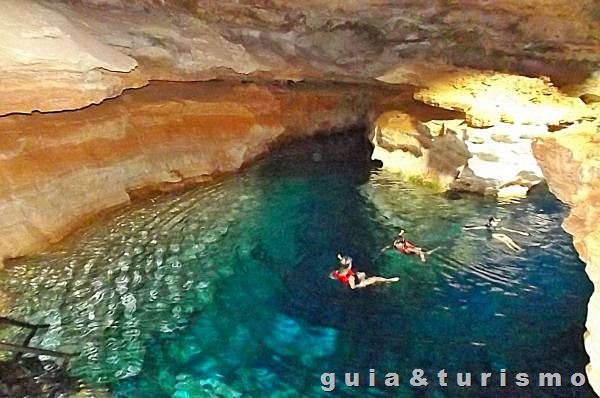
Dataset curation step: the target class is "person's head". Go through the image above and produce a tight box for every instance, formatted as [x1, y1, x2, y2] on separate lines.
[488, 216, 500, 227]
[337, 254, 353, 269]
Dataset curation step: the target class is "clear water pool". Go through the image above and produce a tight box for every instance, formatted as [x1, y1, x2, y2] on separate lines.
[0, 132, 594, 397]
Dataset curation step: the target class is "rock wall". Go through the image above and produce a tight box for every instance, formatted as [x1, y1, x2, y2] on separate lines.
[374, 66, 597, 198]
[369, 110, 471, 190]
[0, 81, 390, 267]
[0, 0, 147, 115]
[532, 121, 600, 395]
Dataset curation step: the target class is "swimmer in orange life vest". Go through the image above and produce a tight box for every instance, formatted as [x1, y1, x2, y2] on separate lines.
[381, 230, 441, 262]
[329, 254, 399, 289]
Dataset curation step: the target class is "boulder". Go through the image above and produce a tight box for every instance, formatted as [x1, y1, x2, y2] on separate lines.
[370, 111, 470, 189]
[451, 123, 546, 197]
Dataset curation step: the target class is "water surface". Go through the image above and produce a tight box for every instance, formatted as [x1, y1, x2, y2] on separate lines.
[0, 132, 593, 397]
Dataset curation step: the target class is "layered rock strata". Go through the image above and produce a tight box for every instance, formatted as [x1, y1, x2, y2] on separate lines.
[0, 81, 394, 268]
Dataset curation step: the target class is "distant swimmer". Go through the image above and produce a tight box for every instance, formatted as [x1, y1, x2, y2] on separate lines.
[463, 216, 529, 251]
[381, 230, 442, 262]
[329, 254, 399, 289]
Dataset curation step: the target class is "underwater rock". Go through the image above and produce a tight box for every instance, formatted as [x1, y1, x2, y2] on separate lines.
[264, 313, 338, 365]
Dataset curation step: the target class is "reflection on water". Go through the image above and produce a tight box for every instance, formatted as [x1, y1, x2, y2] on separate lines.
[0, 132, 594, 397]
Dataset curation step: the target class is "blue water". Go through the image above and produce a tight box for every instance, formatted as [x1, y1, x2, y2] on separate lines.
[0, 132, 594, 397]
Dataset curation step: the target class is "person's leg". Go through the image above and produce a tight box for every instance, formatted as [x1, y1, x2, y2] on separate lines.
[504, 237, 521, 251]
[426, 246, 443, 255]
[355, 272, 367, 284]
[355, 276, 399, 288]
[414, 248, 426, 262]
[492, 233, 521, 251]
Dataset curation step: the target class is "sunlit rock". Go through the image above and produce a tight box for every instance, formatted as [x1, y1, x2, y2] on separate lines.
[408, 67, 594, 127]
[370, 111, 470, 189]
[451, 122, 546, 196]
[379, 64, 595, 198]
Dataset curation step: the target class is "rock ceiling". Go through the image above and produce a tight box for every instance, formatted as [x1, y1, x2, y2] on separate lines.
[0, 0, 598, 115]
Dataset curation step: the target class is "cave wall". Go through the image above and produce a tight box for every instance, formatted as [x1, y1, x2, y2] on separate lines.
[532, 127, 600, 392]
[0, 81, 397, 267]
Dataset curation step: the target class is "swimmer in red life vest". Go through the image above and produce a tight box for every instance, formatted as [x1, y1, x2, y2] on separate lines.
[329, 254, 399, 289]
[382, 230, 441, 262]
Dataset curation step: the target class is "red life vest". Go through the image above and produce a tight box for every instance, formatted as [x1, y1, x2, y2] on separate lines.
[331, 269, 355, 285]
[395, 240, 416, 254]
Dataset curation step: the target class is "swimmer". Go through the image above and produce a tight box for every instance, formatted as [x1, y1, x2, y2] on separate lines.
[329, 254, 399, 289]
[381, 230, 442, 262]
[463, 216, 528, 251]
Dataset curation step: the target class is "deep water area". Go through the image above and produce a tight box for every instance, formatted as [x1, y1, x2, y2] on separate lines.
[0, 131, 594, 397]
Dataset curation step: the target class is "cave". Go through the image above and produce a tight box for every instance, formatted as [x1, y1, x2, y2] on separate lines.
[0, 1, 598, 397]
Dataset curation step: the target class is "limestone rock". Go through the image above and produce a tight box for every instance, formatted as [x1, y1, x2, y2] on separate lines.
[370, 111, 470, 189]
[1, 0, 598, 116]
[409, 68, 594, 127]
[451, 122, 546, 197]
[564, 70, 600, 101]
[0, 81, 386, 267]
[0, 0, 144, 115]
[531, 121, 600, 396]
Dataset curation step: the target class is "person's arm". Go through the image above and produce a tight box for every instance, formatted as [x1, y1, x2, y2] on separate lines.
[348, 275, 357, 289]
[463, 226, 486, 230]
[380, 245, 392, 252]
[499, 227, 529, 236]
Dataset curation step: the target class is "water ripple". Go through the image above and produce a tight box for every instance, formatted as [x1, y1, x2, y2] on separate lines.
[0, 174, 261, 384]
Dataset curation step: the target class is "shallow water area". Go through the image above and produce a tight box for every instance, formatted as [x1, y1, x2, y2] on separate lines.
[0, 132, 594, 397]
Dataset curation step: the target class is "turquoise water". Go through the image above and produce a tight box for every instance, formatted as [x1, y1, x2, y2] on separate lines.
[0, 132, 594, 397]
